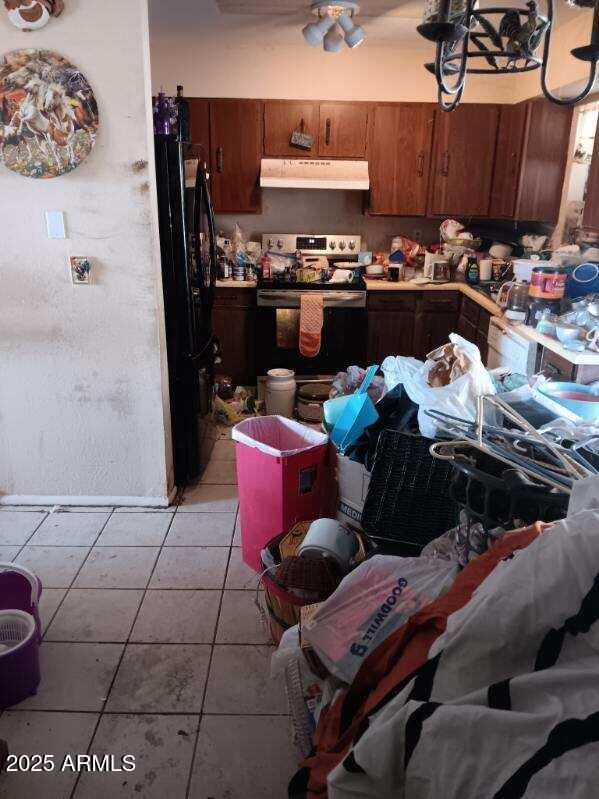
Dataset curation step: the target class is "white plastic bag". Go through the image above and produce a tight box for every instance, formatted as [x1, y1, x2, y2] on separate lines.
[381, 334, 496, 438]
[232, 415, 327, 457]
[569, 475, 599, 515]
[271, 626, 328, 756]
[301, 555, 458, 684]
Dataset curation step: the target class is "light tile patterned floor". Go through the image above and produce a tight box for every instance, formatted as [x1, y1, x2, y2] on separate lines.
[0, 434, 297, 799]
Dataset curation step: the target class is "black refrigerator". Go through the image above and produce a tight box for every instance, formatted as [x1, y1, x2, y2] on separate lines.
[154, 134, 217, 486]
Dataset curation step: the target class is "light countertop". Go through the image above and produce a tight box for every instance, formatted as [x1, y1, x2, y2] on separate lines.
[215, 280, 257, 289]
[494, 317, 599, 367]
[363, 279, 502, 316]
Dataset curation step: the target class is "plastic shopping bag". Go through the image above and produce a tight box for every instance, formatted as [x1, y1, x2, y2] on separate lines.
[301, 555, 458, 684]
[381, 334, 496, 438]
[271, 626, 334, 756]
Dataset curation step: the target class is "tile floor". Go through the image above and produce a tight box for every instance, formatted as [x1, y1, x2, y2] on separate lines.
[0, 430, 298, 799]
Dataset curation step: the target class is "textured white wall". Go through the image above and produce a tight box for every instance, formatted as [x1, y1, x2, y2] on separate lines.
[0, 0, 173, 504]
[149, 23, 516, 104]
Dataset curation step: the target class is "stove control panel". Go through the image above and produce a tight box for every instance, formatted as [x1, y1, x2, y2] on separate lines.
[262, 234, 362, 255]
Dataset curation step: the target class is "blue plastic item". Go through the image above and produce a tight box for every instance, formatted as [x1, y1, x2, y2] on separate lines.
[323, 365, 379, 434]
[330, 365, 380, 452]
[323, 394, 350, 434]
[566, 262, 599, 298]
[537, 382, 599, 422]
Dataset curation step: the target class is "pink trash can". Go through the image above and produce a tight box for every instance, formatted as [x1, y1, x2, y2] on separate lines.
[232, 416, 332, 573]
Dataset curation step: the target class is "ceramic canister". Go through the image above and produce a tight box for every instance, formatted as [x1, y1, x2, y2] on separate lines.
[265, 369, 296, 418]
[529, 267, 567, 300]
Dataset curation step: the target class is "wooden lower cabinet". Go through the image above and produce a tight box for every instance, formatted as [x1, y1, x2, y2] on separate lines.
[457, 314, 478, 343]
[456, 296, 492, 364]
[367, 310, 415, 364]
[413, 293, 460, 358]
[476, 310, 491, 364]
[367, 291, 462, 362]
[367, 292, 417, 363]
[413, 311, 458, 358]
[213, 289, 256, 386]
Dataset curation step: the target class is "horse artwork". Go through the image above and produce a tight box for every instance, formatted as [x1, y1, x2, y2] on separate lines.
[0, 48, 98, 179]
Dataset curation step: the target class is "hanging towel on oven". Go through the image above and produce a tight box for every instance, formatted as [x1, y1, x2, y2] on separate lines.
[300, 293, 324, 358]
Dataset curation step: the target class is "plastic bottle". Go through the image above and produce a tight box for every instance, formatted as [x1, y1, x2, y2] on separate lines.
[466, 256, 480, 286]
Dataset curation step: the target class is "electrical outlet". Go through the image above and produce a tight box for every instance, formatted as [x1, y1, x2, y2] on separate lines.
[413, 229, 423, 243]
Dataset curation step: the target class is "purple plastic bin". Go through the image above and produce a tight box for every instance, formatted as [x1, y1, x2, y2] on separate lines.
[0, 563, 43, 641]
[0, 610, 40, 709]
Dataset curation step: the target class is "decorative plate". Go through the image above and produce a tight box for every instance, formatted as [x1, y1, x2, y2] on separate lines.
[0, 48, 98, 179]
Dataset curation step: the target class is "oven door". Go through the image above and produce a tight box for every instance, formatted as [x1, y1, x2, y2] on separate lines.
[256, 290, 367, 375]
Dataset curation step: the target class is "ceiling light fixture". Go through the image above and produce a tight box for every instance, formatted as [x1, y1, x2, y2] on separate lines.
[302, 1, 365, 51]
[418, 0, 599, 111]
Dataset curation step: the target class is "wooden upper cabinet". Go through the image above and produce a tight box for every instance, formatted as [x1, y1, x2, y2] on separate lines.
[428, 104, 500, 217]
[264, 100, 319, 157]
[264, 100, 369, 159]
[187, 98, 210, 162]
[517, 99, 572, 223]
[317, 102, 369, 158]
[583, 117, 599, 228]
[489, 103, 528, 218]
[369, 103, 435, 216]
[209, 99, 263, 214]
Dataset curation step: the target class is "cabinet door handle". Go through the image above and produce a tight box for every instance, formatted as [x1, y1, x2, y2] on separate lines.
[511, 151, 519, 176]
[325, 118, 331, 146]
[440, 151, 450, 177]
[216, 146, 224, 173]
[417, 151, 425, 177]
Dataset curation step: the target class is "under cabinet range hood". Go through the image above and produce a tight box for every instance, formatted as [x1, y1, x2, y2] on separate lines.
[260, 158, 369, 190]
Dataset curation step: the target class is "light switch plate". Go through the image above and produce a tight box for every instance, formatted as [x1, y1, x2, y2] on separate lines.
[45, 211, 66, 239]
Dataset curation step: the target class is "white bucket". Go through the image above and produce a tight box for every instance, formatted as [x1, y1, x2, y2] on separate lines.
[265, 369, 296, 418]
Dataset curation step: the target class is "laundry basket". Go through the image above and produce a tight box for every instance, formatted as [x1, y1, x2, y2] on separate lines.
[0, 610, 41, 709]
[260, 523, 367, 644]
[361, 430, 458, 553]
[233, 416, 332, 572]
[0, 563, 42, 641]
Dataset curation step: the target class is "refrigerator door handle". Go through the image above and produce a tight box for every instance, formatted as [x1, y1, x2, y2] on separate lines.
[190, 160, 217, 358]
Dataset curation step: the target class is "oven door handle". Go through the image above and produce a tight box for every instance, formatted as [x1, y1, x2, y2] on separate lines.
[257, 291, 299, 304]
[257, 290, 366, 308]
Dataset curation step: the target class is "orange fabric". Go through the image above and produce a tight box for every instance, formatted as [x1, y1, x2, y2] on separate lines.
[299, 294, 324, 358]
[298, 521, 549, 798]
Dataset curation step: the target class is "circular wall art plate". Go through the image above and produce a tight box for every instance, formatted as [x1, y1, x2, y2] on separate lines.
[0, 48, 99, 179]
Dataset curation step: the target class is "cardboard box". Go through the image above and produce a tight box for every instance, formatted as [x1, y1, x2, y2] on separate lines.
[336, 452, 371, 532]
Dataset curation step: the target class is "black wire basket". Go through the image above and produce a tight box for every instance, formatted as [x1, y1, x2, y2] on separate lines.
[447, 446, 569, 531]
[361, 430, 458, 554]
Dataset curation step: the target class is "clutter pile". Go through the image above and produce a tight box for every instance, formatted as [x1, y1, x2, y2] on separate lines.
[230, 327, 599, 798]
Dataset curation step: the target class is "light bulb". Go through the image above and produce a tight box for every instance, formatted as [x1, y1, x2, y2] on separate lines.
[337, 12, 365, 48]
[323, 24, 344, 52]
[302, 14, 336, 46]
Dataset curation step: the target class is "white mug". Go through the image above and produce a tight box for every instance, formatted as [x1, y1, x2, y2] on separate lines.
[479, 259, 493, 282]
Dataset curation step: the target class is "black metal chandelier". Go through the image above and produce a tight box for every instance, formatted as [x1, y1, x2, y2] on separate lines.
[418, 0, 599, 110]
